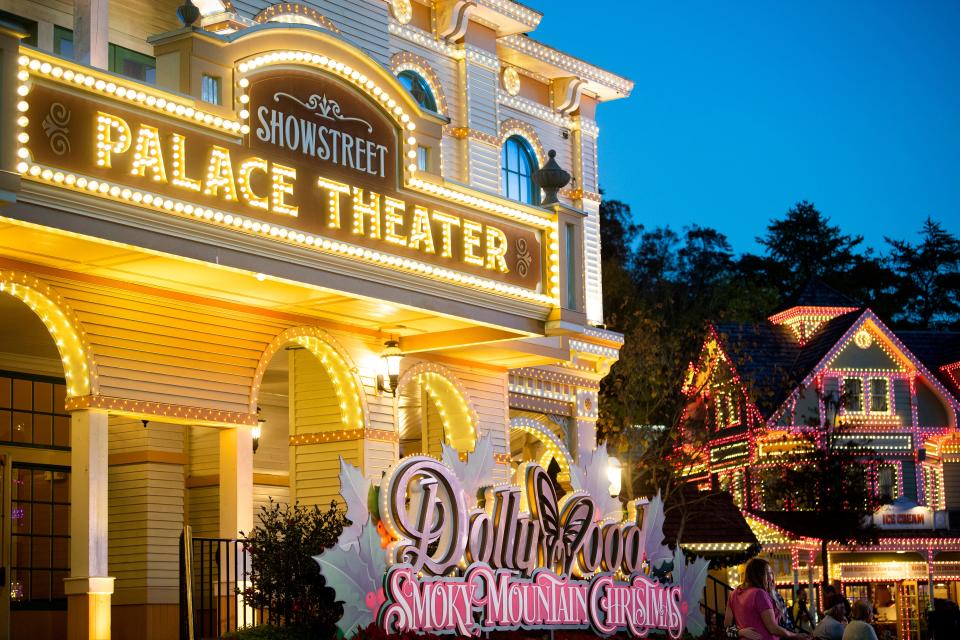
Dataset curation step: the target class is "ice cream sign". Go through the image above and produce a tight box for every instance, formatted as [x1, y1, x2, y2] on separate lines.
[315, 436, 710, 638]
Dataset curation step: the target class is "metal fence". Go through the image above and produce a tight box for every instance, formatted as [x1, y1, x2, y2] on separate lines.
[179, 528, 272, 640]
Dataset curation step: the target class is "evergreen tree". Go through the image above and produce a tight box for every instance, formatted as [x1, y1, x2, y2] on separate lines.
[886, 217, 960, 329]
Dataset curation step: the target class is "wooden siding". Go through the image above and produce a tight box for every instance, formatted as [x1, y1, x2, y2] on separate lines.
[44, 275, 287, 415]
[917, 378, 949, 427]
[232, 0, 390, 65]
[108, 419, 184, 604]
[290, 347, 360, 507]
[944, 462, 960, 510]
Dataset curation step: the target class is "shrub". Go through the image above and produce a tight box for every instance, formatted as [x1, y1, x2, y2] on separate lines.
[240, 499, 347, 635]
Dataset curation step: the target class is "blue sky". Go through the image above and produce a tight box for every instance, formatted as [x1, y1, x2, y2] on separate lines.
[525, 1, 960, 254]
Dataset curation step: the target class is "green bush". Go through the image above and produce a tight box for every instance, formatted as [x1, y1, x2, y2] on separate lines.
[240, 499, 347, 636]
[223, 625, 314, 640]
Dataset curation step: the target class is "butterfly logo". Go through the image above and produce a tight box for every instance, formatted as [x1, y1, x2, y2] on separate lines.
[526, 464, 596, 575]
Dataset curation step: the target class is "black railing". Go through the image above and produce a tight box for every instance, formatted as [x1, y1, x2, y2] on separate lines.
[702, 574, 733, 638]
[179, 529, 271, 640]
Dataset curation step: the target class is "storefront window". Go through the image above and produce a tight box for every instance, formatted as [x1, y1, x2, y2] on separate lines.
[109, 43, 156, 83]
[0, 372, 70, 448]
[11, 465, 71, 610]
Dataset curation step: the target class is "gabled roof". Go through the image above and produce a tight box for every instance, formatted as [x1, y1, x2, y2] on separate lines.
[713, 310, 861, 416]
[899, 331, 960, 393]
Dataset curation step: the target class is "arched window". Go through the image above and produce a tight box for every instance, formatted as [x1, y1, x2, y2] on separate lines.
[397, 70, 437, 112]
[501, 135, 539, 205]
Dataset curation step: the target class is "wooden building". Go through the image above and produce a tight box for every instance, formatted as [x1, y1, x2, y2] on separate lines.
[0, 1, 631, 638]
[682, 282, 960, 639]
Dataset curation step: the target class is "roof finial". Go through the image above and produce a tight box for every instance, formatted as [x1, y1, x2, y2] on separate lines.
[533, 149, 571, 206]
[177, 0, 201, 27]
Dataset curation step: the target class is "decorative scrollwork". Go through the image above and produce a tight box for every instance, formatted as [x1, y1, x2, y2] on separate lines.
[273, 92, 373, 133]
[42, 102, 71, 156]
[515, 238, 532, 277]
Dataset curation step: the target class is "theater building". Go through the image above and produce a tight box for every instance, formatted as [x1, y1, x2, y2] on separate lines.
[0, 1, 631, 638]
[682, 282, 960, 640]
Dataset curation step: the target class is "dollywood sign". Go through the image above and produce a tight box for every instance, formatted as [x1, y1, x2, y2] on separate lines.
[315, 437, 710, 638]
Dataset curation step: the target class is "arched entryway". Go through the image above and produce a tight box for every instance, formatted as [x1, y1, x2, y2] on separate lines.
[246, 327, 368, 510]
[0, 271, 96, 640]
[396, 363, 478, 458]
[509, 415, 575, 490]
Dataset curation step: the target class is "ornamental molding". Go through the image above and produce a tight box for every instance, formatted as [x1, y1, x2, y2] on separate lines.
[498, 118, 545, 167]
[390, 51, 449, 116]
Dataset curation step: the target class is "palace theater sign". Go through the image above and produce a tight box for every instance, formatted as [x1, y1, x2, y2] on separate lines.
[16, 52, 546, 301]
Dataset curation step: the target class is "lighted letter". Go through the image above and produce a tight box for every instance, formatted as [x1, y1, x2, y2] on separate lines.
[203, 146, 238, 201]
[130, 125, 167, 182]
[170, 134, 200, 191]
[237, 158, 268, 210]
[351, 188, 381, 239]
[462, 220, 484, 267]
[432, 211, 461, 258]
[383, 197, 407, 246]
[408, 206, 436, 254]
[95, 112, 130, 168]
[270, 163, 298, 216]
[317, 177, 350, 229]
[485, 225, 509, 273]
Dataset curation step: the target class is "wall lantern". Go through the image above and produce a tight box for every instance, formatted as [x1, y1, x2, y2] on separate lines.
[252, 406, 265, 454]
[607, 456, 622, 497]
[378, 340, 403, 396]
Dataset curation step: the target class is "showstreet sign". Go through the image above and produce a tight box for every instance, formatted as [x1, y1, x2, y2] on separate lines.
[314, 436, 710, 638]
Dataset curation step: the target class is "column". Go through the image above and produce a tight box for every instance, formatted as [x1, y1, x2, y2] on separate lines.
[219, 426, 254, 539]
[73, 0, 109, 69]
[807, 550, 817, 616]
[927, 548, 935, 612]
[66, 409, 114, 640]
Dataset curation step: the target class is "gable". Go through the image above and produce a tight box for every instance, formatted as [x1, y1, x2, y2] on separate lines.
[827, 325, 908, 373]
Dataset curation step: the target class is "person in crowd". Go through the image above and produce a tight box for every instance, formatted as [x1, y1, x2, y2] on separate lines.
[724, 558, 810, 640]
[842, 600, 878, 640]
[792, 587, 814, 632]
[812, 593, 847, 640]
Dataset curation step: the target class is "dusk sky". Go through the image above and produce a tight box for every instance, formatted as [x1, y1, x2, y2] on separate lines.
[526, 0, 960, 254]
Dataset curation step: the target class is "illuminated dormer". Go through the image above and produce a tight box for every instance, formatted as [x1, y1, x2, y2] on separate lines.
[768, 280, 860, 345]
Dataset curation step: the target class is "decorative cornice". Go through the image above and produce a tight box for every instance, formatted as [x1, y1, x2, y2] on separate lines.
[499, 35, 633, 96]
[65, 395, 256, 426]
[252, 4, 340, 32]
[290, 428, 398, 446]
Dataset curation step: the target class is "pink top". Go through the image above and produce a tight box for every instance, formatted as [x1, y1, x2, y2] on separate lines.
[728, 586, 777, 640]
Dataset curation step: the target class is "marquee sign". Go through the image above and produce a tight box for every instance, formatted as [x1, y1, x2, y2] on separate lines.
[315, 436, 710, 638]
[15, 53, 545, 300]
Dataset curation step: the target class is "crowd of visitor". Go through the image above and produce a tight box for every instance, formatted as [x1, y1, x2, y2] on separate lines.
[724, 558, 885, 640]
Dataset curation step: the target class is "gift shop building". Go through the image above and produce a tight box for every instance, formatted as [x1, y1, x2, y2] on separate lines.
[0, 1, 631, 638]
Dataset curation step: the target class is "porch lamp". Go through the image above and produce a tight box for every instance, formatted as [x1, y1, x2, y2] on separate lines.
[378, 340, 403, 396]
[607, 457, 623, 497]
[252, 406, 265, 454]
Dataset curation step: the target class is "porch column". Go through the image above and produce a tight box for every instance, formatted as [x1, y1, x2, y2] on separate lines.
[73, 0, 109, 68]
[807, 550, 818, 615]
[66, 409, 114, 640]
[927, 548, 935, 611]
[219, 426, 254, 538]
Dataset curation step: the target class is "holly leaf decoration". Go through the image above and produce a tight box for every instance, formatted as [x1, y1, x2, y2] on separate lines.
[442, 434, 495, 508]
[569, 444, 622, 520]
[314, 520, 386, 637]
[337, 457, 370, 552]
[671, 546, 711, 636]
[639, 492, 673, 571]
